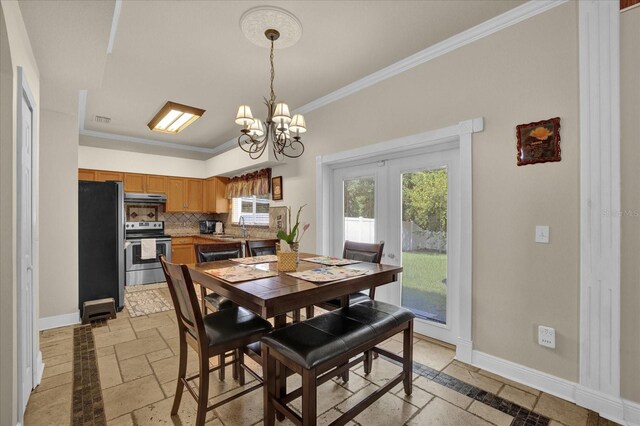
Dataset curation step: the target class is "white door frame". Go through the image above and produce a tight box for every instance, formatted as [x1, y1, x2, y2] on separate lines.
[317, 118, 483, 362]
[16, 66, 41, 420]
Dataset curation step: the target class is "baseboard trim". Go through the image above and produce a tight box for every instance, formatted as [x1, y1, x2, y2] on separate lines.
[471, 350, 638, 425]
[455, 338, 473, 364]
[624, 399, 640, 426]
[39, 311, 80, 330]
[575, 385, 625, 424]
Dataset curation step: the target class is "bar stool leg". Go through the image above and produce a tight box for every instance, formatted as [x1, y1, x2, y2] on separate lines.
[302, 368, 317, 426]
[218, 354, 226, 380]
[171, 335, 188, 415]
[237, 349, 245, 385]
[403, 321, 414, 395]
[305, 306, 314, 319]
[196, 351, 210, 426]
[263, 346, 276, 426]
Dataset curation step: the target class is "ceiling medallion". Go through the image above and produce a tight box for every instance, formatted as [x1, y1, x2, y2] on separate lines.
[236, 8, 306, 160]
[240, 6, 302, 49]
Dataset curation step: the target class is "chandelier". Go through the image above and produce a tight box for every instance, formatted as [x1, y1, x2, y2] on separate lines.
[235, 29, 307, 160]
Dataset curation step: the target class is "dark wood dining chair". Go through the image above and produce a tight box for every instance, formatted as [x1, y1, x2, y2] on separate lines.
[159, 255, 271, 426]
[193, 242, 243, 380]
[245, 239, 279, 257]
[194, 242, 242, 314]
[314, 240, 385, 313]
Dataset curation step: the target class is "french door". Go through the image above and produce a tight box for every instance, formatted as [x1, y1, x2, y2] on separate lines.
[332, 148, 460, 345]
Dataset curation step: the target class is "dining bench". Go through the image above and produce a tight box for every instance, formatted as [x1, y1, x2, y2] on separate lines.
[261, 300, 415, 426]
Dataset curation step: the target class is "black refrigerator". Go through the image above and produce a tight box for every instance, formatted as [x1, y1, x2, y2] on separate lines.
[79, 181, 125, 315]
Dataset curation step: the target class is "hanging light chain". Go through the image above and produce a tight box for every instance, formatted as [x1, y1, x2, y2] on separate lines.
[269, 36, 276, 105]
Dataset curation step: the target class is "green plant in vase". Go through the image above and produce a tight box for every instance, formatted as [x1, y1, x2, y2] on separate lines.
[276, 204, 310, 253]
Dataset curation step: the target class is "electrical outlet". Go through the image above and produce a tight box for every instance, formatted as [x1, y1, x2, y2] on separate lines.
[538, 325, 556, 348]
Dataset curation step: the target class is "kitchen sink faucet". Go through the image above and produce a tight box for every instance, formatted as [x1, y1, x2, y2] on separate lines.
[239, 216, 247, 238]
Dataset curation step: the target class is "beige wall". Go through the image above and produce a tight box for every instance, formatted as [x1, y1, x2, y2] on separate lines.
[620, 6, 640, 404]
[39, 109, 79, 319]
[0, 1, 40, 424]
[268, 2, 581, 381]
[79, 145, 208, 178]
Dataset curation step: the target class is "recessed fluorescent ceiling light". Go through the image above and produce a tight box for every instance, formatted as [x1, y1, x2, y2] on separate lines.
[147, 101, 205, 134]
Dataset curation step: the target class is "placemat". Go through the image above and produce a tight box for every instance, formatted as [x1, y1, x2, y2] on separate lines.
[204, 265, 277, 283]
[303, 256, 361, 266]
[286, 267, 367, 283]
[230, 255, 278, 264]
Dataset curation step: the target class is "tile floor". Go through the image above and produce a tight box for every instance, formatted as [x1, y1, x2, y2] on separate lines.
[27, 287, 617, 426]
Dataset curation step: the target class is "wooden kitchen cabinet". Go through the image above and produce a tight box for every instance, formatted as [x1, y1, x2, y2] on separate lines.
[78, 169, 96, 181]
[124, 173, 145, 192]
[204, 176, 229, 213]
[124, 173, 167, 194]
[166, 178, 203, 212]
[146, 175, 167, 194]
[95, 170, 123, 182]
[171, 238, 195, 264]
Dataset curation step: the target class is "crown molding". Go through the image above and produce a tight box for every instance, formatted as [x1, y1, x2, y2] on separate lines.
[295, 0, 568, 115]
[80, 0, 568, 158]
[107, 0, 122, 54]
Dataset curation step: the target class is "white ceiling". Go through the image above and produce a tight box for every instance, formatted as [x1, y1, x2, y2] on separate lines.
[19, 0, 525, 159]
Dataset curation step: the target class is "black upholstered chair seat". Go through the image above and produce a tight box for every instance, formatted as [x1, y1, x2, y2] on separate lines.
[251, 246, 276, 256]
[203, 293, 234, 311]
[200, 306, 272, 347]
[321, 292, 370, 310]
[262, 300, 414, 370]
[343, 248, 379, 263]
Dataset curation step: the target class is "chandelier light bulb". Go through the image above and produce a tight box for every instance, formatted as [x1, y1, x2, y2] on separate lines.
[248, 119, 265, 137]
[290, 114, 307, 134]
[273, 102, 292, 124]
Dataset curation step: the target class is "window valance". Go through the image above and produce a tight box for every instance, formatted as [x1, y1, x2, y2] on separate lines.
[225, 168, 271, 199]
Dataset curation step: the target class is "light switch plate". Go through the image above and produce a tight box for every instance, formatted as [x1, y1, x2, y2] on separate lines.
[538, 325, 556, 348]
[535, 226, 550, 243]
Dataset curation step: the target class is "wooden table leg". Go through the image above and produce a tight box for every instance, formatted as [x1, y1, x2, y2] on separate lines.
[274, 314, 288, 421]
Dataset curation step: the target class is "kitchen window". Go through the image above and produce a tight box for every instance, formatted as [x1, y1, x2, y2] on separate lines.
[232, 195, 270, 226]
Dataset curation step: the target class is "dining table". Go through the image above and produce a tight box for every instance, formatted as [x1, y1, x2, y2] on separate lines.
[188, 252, 403, 421]
[188, 252, 403, 329]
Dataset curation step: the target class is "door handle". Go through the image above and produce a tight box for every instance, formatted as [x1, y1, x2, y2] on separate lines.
[387, 253, 396, 259]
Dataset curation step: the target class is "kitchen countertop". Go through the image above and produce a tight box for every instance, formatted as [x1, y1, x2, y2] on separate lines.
[166, 232, 274, 243]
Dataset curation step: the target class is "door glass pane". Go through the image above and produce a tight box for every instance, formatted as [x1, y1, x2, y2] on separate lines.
[401, 167, 447, 324]
[343, 178, 375, 244]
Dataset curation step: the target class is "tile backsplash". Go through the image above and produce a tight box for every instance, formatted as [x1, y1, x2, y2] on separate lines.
[125, 203, 283, 239]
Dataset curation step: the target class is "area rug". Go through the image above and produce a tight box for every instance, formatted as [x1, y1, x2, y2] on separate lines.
[72, 325, 106, 426]
[125, 283, 173, 317]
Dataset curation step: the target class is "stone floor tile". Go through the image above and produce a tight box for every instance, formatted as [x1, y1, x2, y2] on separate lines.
[41, 350, 72, 367]
[107, 316, 133, 332]
[213, 386, 265, 425]
[94, 327, 137, 348]
[291, 378, 355, 415]
[414, 376, 473, 409]
[135, 327, 160, 339]
[353, 357, 405, 387]
[114, 334, 168, 360]
[107, 413, 134, 426]
[98, 354, 123, 389]
[157, 324, 178, 340]
[498, 384, 537, 410]
[412, 339, 455, 371]
[316, 408, 358, 426]
[133, 396, 217, 425]
[337, 386, 419, 425]
[102, 375, 165, 420]
[468, 400, 514, 426]
[119, 354, 153, 382]
[35, 371, 72, 393]
[150, 353, 200, 384]
[24, 382, 72, 425]
[40, 339, 73, 358]
[42, 360, 72, 379]
[478, 369, 541, 396]
[129, 312, 174, 333]
[442, 362, 504, 394]
[392, 380, 434, 408]
[407, 397, 492, 425]
[146, 348, 174, 363]
[534, 393, 589, 426]
[96, 345, 115, 358]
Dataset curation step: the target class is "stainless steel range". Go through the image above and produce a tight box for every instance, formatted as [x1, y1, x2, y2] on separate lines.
[125, 221, 171, 285]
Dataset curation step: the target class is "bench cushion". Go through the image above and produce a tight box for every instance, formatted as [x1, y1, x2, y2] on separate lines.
[201, 306, 272, 347]
[262, 300, 414, 370]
